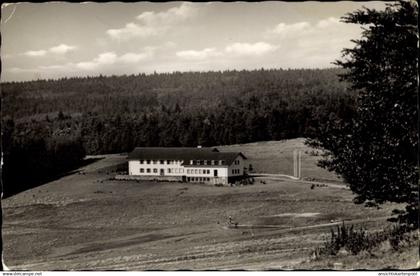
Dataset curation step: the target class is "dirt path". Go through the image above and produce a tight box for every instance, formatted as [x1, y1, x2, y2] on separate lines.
[226, 215, 391, 230]
[252, 174, 348, 189]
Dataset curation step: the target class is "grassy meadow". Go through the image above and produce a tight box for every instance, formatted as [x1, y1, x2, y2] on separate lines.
[2, 139, 416, 270]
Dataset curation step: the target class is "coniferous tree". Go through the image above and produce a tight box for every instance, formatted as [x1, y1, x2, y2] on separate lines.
[308, 1, 418, 227]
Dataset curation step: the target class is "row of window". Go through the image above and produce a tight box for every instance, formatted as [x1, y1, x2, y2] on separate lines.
[140, 168, 158, 173]
[168, 168, 183, 173]
[140, 160, 180, 165]
[187, 177, 211, 182]
[189, 160, 226, 166]
[139, 168, 185, 173]
[186, 169, 211, 175]
[138, 159, 231, 166]
[138, 168, 214, 175]
[137, 167, 244, 175]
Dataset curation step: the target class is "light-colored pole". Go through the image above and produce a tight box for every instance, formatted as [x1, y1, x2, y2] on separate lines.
[298, 150, 302, 179]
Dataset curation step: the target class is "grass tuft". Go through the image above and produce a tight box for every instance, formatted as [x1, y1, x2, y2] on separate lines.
[312, 222, 417, 259]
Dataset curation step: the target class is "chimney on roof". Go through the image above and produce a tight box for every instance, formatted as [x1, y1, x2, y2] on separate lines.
[197, 145, 202, 148]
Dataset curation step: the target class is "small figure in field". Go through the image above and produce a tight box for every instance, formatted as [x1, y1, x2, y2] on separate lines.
[228, 216, 238, 228]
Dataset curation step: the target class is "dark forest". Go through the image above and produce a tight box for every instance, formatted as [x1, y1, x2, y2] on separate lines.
[2, 68, 355, 195]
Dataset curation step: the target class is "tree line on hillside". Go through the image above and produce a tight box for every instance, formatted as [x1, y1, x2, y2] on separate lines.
[1, 68, 355, 196]
[3, 68, 350, 119]
[79, 93, 355, 154]
[1, 117, 85, 197]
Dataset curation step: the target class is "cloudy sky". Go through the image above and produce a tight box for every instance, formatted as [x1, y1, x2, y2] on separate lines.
[1, 1, 386, 82]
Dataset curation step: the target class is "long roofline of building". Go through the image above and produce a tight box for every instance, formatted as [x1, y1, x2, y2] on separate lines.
[127, 147, 246, 166]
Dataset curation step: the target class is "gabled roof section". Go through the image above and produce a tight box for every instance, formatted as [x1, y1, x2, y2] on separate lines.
[128, 147, 246, 166]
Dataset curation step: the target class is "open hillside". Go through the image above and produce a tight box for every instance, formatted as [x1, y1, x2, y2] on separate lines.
[3, 139, 416, 270]
[218, 138, 340, 182]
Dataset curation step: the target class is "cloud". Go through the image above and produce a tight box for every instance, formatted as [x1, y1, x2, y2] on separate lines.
[7, 67, 34, 73]
[76, 52, 117, 70]
[136, 2, 196, 25]
[49, 44, 76, 54]
[266, 22, 310, 37]
[263, 17, 361, 68]
[12, 48, 156, 76]
[106, 23, 159, 40]
[175, 42, 277, 62]
[24, 44, 77, 57]
[24, 50, 47, 57]
[225, 42, 277, 56]
[119, 52, 153, 63]
[75, 61, 98, 71]
[107, 2, 197, 40]
[96, 52, 118, 64]
[75, 50, 153, 70]
[176, 48, 220, 60]
[316, 17, 341, 28]
[38, 64, 66, 70]
[265, 17, 348, 39]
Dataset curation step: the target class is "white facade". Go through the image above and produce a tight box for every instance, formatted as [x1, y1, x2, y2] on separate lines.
[129, 159, 185, 176]
[227, 155, 246, 177]
[128, 153, 246, 185]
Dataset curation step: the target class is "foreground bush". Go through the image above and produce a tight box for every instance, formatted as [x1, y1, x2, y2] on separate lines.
[313, 222, 417, 259]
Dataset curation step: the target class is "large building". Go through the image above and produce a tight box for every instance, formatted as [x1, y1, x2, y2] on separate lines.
[127, 147, 247, 185]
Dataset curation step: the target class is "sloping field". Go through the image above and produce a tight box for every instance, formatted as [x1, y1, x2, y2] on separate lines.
[218, 138, 340, 182]
[2, 139, 416, 270]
